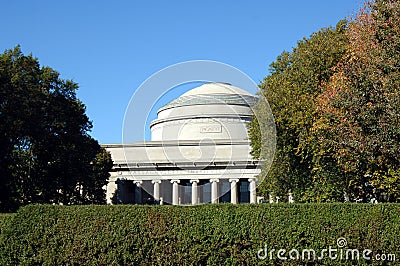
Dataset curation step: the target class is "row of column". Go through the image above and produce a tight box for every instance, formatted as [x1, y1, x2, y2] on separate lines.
[147, 178, 257, 205]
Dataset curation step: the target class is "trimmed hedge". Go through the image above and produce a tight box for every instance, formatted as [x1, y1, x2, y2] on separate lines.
[0, 213, 13, 235]
[0, 204, 399, 265]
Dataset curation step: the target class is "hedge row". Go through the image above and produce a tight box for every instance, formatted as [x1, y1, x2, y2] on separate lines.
[0, 204, 399, 265]
[0, 213, 13, 236]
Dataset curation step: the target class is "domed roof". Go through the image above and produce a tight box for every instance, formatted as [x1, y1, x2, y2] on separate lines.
[159, 82, 256, 112]
[181, 82, 253, 97]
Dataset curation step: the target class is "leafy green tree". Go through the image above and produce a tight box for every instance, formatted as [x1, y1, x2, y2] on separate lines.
[249, 21, 348, 201]
[0, 46, 113, 211]
[252, 0, 400, 203]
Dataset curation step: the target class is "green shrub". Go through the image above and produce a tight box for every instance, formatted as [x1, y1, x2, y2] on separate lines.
[0, 204, 398, 265]
[0, 213, 13, 242]
[0, 213, 13, 235]
[0, 213, 14, 263]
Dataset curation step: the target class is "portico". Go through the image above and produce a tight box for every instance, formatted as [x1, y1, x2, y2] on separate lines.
[110, 178, 255, 205]
[103, 82, 261, 205]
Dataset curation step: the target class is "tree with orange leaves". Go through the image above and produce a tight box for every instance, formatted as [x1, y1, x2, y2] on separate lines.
[251, 0, 400, 202]
[310, 0, 400, 202]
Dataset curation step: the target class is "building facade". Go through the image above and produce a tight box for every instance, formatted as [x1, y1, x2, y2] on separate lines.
[102, 82, 260, 205]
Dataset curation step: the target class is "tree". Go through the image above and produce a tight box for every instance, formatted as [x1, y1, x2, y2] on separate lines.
[0, 46, 113, 211]
[249, 21, 349, 201]
[312, 0, 400, 202]
[251, 0, 400, 203]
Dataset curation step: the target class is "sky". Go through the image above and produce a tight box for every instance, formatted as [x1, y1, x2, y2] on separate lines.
[1, 0, 365, 143]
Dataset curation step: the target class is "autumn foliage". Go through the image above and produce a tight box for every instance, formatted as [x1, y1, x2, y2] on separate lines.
[312, 0, 400, 202]
[250, 0, 400, 202]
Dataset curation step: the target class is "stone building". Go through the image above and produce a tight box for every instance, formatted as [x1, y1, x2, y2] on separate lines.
[102, 82, 260, 205]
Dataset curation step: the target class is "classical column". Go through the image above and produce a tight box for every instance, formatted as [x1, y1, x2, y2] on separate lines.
[210, 178, 219, 204]
[248, 178, 257, 204]
[171, 179, 180, 205]
[133, 180, 143, 204]
[152, 180, 161, 204]
[229, 178, 239, 204]
[190, 179, 199, 205]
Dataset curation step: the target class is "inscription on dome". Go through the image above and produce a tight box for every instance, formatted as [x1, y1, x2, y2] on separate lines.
[200, 125, 222, 133]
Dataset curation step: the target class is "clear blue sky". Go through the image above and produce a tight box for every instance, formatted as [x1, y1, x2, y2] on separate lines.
[1, 0, 364, 143]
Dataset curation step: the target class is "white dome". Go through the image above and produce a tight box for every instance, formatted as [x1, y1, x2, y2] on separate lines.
[150, 82, 256, 141]
[158, 82, 256, 113]
[181, 82, 253, 97]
